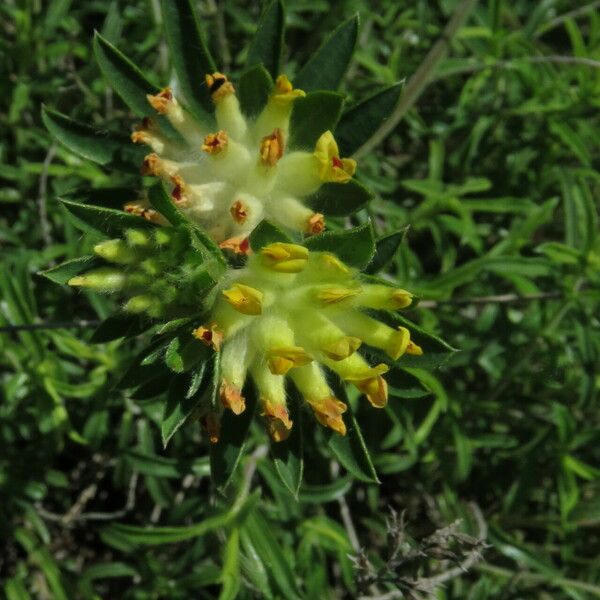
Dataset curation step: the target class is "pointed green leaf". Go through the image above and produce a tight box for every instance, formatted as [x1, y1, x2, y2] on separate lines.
[165, 333, 211, 373]
[335, 83, 403, 156]
[91, 312, 154, 343]
[294, 15, 359, 92]
[59, 198, 157, 237]
[162, 366, 209, 447]
[271, 390, 303, 497]
[93, 32, 159, 116]
[210, 383, 258, 490]
[304, 222, 375, 269]
[42, 106, 145, 168]
[365, 228, 408, 274]
[238, 64, 273, 118]
[39, 256, 102, 285]
[306, 179, 373, 216]
[147, 181, 187, 226]
[289, 91, 345, 150]
[327, 378, 379, 483]
[100, 494, 259, 546]
[246, 0, 285, 77]
[160, 0, 216, 117]
[249, 219, 293, 251]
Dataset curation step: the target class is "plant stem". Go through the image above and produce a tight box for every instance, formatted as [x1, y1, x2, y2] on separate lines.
[354, 0, 479, 159]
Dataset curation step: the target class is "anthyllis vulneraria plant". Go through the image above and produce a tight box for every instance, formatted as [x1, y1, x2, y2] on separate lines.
[42, 0, 454, 486]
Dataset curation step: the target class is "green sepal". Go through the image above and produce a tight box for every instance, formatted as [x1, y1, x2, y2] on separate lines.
[327, 377, 379, 483]
[294, 15, 359, 92]
[39, 256, 103, 285]
[335, 82, 403, 156]
[160, 0, 216, 118]
[246, 0, 285, 78]
[289, 91, 345, 150]
[59, 198, 157, 237]
[42, 106, 145, 169]
[93, 32, 160, 116]
[249, 219, 293, 252]
[165, 333, 211, 373]
[238, 64, 274, 119]
[210, 379, 258, 491]
[386, 367, 431, 399]
[162, 365, 210, 448]
[90, 312, 154, 343]
[365, 228, 408, 274]
[271, 388, 304, 498]
[306, 179, 373, 216]
[147, 181, 187, 226]
[304, 221, 375, 269]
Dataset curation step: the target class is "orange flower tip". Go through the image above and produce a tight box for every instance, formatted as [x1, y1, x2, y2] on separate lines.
[202, 130, 228, 154]
[170, 175, 188, 204]
[308, 396, 347, 435]
[263, 401, 293, 441]
[230, 199, 249, 224]
[356, 375, 388, 408]
[201, 413, 221, 444]
[205, 72, 235, 101]
[123, 201, 164, 224]
[131, 130, 149, 144]
[316, 286, 361, 305]
[222, 283, 263, 315]
[306, 213, 325, 235]
[141, 153, 162, 176]
[220, 382, 246, 415]
[147, 87, 174, 114]
[192, 324, 224, 352]
[267, 347, 312, 375]
[322, 336, 362, 361]
[259, 128, 284, 166]
[406, 340, 423, 356]
[219, 236, 251, 255]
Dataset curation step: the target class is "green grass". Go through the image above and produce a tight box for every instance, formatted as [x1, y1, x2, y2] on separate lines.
[1, 1, 600, 598]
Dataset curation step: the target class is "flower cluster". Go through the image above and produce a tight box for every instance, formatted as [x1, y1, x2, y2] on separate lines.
[193, 242, 422, 442]
[128, 73, 356, 253]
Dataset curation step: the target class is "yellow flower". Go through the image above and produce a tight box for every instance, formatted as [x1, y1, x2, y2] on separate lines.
[192, 246, 420, 441]
[314, 131, 356, 183]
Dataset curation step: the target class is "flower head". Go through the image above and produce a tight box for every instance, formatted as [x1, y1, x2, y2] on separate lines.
[193, 243, 421, 441]
[132, 74, 357, 251]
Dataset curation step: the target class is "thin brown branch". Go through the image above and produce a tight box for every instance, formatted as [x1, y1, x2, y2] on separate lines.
[417, 291, 562, 309]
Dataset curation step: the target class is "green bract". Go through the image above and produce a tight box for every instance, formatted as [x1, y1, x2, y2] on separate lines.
[42, 0, 454, 487]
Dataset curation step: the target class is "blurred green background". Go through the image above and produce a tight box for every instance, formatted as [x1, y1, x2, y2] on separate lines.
[1, 0, 599, 598]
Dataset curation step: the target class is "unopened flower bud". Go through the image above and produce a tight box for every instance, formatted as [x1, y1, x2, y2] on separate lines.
[94, 239, 137, 264]
[260, 242, 309, 273]
[68, 268, 126, 292]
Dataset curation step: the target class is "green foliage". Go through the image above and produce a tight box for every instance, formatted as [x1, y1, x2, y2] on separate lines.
[2, 1, 600, 599]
